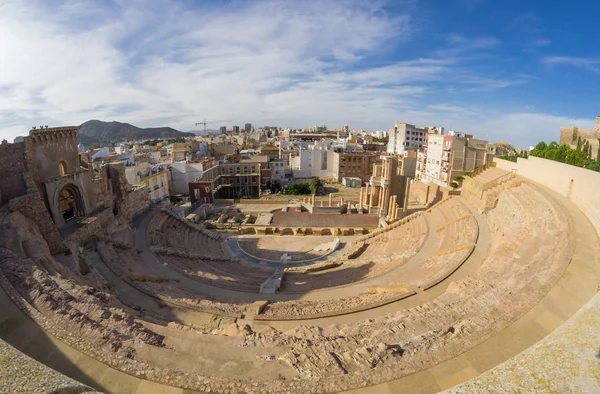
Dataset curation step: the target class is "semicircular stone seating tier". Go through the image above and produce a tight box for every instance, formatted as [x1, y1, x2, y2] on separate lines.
[0, 180, 580, 393]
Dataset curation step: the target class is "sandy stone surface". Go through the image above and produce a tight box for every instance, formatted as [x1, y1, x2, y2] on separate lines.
[445, 292, 600, 393]
[0, 182, 587, 394]
[0, 338, 97, 394]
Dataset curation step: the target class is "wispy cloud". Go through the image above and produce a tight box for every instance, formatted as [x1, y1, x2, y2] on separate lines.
[0, 0, 583, 149]
[543, 56, 600, 73]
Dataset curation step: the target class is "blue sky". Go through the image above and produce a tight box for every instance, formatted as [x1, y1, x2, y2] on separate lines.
[0, 0, 598, 147]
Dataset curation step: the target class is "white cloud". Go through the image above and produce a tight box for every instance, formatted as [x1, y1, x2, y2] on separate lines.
[0, 0, 587, 150]
[543, 56, 600, 73]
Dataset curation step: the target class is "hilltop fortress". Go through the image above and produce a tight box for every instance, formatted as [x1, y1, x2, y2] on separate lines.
[560, 115, 600, 159]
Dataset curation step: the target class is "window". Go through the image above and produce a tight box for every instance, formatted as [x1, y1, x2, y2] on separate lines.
[58, 161, 67, 176]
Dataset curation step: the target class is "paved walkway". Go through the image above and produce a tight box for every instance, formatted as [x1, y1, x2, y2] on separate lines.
[0, 181, 598, 393]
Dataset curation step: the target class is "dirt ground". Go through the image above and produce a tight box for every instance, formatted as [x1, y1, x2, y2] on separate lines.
[257, 183, 362, 202]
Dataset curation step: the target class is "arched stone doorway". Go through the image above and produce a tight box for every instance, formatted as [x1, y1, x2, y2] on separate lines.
[57, 183, 85, 222]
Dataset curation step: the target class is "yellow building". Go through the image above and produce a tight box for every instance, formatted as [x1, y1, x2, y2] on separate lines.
[140, 169, 169, 202]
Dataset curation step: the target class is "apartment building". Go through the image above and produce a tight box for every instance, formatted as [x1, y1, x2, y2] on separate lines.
[387, 123, 443, 155]
[335, 152, 381, 182]
[189, 162, 261, 202]
[290, 141, 337, 179]
[139, 168, 170, 202]
[417, 133, 489, 188]
[169, 158, 216, 195]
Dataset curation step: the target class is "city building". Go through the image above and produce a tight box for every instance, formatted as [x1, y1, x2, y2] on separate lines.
[219, 126, 227, 134]
[139, 167, 170, 202]
[169, 158, 216, 195]
[290, 141, 337, 180]
[259, 145, 279, 161]
[387, 123, 443, 155]
[168, 142, 200, 163]
[417, 133, 489, 188]
[269, 159, 291, 182]
[487, 142, 517, 158]
[244, 123, 252, 133]
[189, 162, 261, 202]
[232, 125, 240, 134]
[335, 152, 381, 182]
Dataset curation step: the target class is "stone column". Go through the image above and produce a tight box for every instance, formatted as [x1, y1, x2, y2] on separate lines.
[384, 188, 390, 215]
[370, 186, 377, 208]
[329, 193, 333, 207]
[359, 187, 364, 207]
[403, 180, 410, 212]
[392, 195, 398, 219]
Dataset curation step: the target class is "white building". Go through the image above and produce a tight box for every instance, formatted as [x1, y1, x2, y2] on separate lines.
[290, 141, 337, 179]
[269, 159, 290, 182]
[421, 134, 444, 185]
[387, 123, 443, 155]
[170, 162, 209, 195]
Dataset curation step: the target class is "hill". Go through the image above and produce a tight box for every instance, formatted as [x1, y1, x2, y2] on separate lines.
[78, 120, 194, 146]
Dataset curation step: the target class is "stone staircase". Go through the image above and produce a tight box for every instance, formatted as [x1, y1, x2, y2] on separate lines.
[462, 167, 521, 213]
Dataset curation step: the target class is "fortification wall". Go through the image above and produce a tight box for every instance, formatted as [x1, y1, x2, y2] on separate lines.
[494, 156, 600, 235]
[559, 126, 600, 160]
[0, 143, 28, 205]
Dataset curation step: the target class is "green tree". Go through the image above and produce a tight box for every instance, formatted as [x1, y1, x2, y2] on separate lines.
[269, 180, 282, 194]
[287, 183, 311, 195]
[309, 177, 323, 195]
[576, 136, 582, 151]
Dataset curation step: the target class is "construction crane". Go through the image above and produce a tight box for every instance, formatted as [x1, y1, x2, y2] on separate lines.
[195, 119, 231, 135]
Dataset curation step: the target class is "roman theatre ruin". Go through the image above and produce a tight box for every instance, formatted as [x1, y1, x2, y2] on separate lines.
[0, 126, 599, 393]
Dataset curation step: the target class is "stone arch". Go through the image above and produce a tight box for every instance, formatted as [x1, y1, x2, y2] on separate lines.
[53, 182, 86, 224]
[281, 228, 294, 236]
[321, 228, 333, 236]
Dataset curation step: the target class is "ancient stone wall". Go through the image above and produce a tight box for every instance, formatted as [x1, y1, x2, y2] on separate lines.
[409, 181, 447, 205]
[119, 186, 150, 222]
[0, 142, 28, 205]
[559, 125, 600, 160]
[64, 208, 114, 246]
[8, 193, 66, 253]
[23, 127, 80, 194]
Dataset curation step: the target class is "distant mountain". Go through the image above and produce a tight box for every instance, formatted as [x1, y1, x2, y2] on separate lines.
[78, 120, 194, 145]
